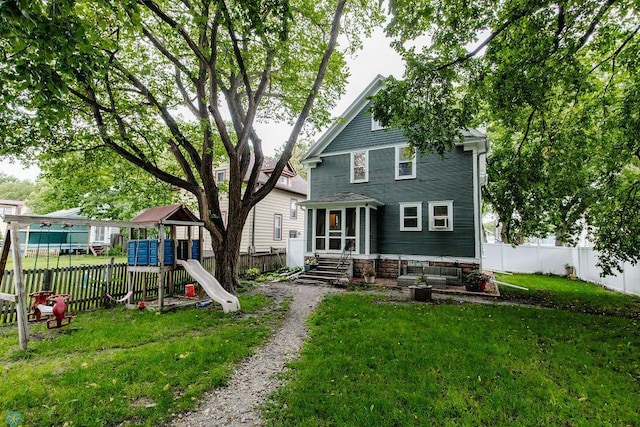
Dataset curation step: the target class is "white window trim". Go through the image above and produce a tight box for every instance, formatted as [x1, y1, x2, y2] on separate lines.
[428, 200, 454, 231]
[350, 150, 369, 183]
[399, 202, 423, 232]
[274, 214, 283, 240]
[395, 145, 416, 180]
[215, 170, 226, 182]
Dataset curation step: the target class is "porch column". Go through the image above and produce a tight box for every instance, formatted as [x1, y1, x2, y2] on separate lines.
[365, 206, 371, 255]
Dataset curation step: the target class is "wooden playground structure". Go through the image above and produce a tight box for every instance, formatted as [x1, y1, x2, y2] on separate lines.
[0, 204, 237, 351]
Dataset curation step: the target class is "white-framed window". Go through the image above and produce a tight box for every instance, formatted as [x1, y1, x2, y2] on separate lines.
[274, 214, 283, 240]
[428, 200, 454, 231]
[399, 202, 422, 231]
[216, 170, 226, 182]
[395, 145, 416, 180]
[290, 199, 297, 219]
[278, 175, 290, 186]
[351, 150, 368, 183]
[94, 226, 106, 242]
[371, 116, 386, 131]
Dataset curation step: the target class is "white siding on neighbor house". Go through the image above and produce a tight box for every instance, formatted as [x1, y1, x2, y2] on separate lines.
[246, 188, 304, 253]
[190, 188, 305, 254]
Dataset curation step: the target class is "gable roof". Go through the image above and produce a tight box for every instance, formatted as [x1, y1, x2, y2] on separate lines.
[301, 75, 489, 163]
[302, 75, 386, 162]
[238, 156, 307, 196]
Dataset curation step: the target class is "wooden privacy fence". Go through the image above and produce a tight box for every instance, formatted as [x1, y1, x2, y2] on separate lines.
[237, 250, 286, 273]
[0, 251, 284, 325]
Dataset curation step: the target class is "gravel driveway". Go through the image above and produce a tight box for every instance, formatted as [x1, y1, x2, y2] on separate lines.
[169, 282, 340, 427]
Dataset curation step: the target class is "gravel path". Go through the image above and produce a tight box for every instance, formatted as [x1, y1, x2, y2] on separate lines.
[170, 282, 339, 427]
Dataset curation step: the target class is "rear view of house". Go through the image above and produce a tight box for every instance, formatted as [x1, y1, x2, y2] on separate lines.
[300, 75, 489, 279]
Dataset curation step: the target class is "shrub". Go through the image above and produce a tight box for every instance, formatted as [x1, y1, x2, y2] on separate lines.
[243, 267, 261, 280]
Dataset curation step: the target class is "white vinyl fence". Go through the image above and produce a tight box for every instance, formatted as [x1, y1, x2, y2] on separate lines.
[483, 243, 640, 296]
[286, 238, 305, 268]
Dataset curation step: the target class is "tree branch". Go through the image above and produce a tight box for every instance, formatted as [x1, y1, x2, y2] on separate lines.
[253, 0, 348, 202]
[435, 7, 531, 71]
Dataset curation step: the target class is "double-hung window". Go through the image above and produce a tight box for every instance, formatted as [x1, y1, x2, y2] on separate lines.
[399, 202, 422, 231]
[395, 145, 416, 180]
[351, 151, 368, 183]
[428, 200, 454, 231]
[274, 214, 282, 240]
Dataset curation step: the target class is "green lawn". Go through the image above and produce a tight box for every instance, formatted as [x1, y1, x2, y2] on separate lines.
[0, 293, 286, 426]
[2, 254, 128, 272]
[264, 281, 640, 426]
[496, 273, 640, 319]
[2, 274, 639, 426]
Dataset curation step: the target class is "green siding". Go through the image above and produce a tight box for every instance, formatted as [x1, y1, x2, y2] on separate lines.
[370, 209, 378, 253]
[323, 101, 406, 153]
[310, 144, 476, 258]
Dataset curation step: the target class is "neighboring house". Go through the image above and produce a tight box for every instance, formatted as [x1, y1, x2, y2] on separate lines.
[0, 199, 27, 241]
[17, 207, 120, 255]
[300, 75, 489, 278]
[204, 157, 307, 254]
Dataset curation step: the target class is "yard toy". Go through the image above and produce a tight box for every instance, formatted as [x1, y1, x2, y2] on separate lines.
[27, 290, 54, 322]
[27, 291, 73, 329]
[46, 294, 73, 329]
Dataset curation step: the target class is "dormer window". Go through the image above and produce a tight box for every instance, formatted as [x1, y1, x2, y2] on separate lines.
[278, 175, 290, 186]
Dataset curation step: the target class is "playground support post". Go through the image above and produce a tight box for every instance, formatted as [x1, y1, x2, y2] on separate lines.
[10, 222, 29, 350]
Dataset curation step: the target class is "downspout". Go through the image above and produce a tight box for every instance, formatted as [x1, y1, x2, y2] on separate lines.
[250, 206, 256, 253]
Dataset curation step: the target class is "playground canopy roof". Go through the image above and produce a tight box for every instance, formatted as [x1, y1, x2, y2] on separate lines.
[130, 204, 201, 225]
[3, 204, 203, 229]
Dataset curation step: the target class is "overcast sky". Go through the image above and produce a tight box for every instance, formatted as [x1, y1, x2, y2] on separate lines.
[0, 27, 405, 182]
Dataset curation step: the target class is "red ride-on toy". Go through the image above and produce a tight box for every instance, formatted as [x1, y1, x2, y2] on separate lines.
[28, 291, 73, 329]
[28, 290, 54, 322]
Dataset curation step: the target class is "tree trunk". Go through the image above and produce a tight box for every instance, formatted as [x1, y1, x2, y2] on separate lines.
[209, 212, 247, 294]
[214, 242, 240, 295]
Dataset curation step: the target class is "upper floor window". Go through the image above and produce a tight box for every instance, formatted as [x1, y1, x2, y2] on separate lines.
[371, 116, 386, 131]
[351, 151, 368, 183]
[290, 199, 298, 219]
[428, 200, 454, 231]
[395, 145, 416, 180]
[216, 170, 226, 182]
[278, 175, 290, 186]
[400, 202, 422, 231]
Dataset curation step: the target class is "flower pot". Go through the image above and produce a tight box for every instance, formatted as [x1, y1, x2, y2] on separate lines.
[410, 285, 432, 301]
[364, 275, 376, 284]
[304, 265, 310, 271]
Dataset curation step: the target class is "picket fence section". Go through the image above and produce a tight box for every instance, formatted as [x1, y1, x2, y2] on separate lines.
[0, 251, 284, 325]
[483, 243, 640, 296]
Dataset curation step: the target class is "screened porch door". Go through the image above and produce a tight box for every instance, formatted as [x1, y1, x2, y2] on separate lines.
[314, 208, 357, 253]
